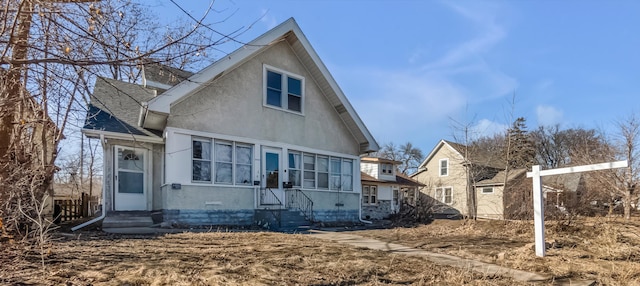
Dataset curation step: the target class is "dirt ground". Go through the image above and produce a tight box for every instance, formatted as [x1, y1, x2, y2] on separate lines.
[1, 231, 525, 286]
[1, 217, 638, 285]
[353, 217, 640, 285]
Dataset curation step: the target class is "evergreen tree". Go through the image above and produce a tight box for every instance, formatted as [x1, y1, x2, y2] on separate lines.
[506, 117, 536, 169]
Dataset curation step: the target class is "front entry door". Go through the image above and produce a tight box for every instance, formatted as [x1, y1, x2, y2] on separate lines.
[261, 147, 284, 206]
[114, 146, 147, 211]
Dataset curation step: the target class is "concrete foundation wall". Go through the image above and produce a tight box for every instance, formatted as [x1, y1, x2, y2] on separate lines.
[362, 200, 392, 220]
[163, 209, 254, 226]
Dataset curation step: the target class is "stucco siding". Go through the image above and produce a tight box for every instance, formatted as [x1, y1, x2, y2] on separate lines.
[167, 40, 358, 156]
[161, 185, 254, 210]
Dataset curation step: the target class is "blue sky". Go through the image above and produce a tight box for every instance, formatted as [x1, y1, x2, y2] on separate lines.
[153, 0, 639, 152]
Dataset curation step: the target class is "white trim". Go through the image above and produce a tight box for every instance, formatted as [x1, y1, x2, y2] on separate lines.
[417, 140, 464, 171]
[82, 128, 164, 144]
[146, 81, 174, 90]
[480, 187, 494, 194]
[439, 158, 449, 177]
[263, 64, 305, 115]
[166, 126, 359, 160]
[142, 18, 378, 153]
[435, 186, 453, 205]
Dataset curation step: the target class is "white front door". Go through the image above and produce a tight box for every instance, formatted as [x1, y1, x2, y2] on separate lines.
[114, 146, 147, 211]
[260, 147, 285, 206]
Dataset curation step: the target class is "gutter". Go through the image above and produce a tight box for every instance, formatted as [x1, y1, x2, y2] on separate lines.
[71, 134, 107, 231]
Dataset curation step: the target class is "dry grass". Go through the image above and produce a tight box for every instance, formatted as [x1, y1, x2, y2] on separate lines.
[0, 231, 526, 285]
[354, 217, 640, 285]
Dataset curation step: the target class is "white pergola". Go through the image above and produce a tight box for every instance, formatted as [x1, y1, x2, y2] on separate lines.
[526, 160, 628, 257]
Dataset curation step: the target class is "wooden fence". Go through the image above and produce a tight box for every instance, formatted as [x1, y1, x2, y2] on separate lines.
[54, 193, 89, 223]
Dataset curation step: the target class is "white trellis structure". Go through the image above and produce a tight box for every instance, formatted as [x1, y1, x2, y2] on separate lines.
[526, 160, 628, 257]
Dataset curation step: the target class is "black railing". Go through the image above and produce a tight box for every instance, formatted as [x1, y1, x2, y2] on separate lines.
[259, 187, 282, 206]
[286, 189, 314, 222]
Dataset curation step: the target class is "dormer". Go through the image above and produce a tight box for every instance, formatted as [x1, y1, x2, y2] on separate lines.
[361, 157, 401, 180]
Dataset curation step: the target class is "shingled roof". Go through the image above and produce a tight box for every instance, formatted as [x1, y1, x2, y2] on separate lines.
[83, 77, 162, 140]
[443, 140, 506, 169]
[360, 172, 425, 187]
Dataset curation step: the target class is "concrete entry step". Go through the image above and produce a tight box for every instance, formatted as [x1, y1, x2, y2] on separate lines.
[102, 212, 154, 228]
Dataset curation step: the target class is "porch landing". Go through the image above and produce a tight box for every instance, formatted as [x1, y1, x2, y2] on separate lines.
[102, 211, 154, 229]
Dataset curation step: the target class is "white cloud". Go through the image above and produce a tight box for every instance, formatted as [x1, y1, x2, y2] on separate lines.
[536, 105, 563, 126]
[259, 9, 278, 30]
[471, 119, 508, 138]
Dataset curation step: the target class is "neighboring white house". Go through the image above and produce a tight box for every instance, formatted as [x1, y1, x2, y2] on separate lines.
[360, 157, 423, 220]
[82, 18, 379, 229]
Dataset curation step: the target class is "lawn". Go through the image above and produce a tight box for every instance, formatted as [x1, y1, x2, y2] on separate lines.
[1, 231, 523, 285]
[353, 217, 640, 285]
[1, 217, 638, 285]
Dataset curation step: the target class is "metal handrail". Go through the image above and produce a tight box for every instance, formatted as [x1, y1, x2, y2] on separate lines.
[260, 187, 282, 206]
[286, 189, 314, 222]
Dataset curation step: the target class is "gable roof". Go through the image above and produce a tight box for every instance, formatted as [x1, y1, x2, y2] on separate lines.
[361, 172, 425, 187]
[416, 139, 505, 172]
[543, 173, 583, 193]
[83, 77, 163, 142]
[140, 18, 378, 153]
[474, 168, 527, 187]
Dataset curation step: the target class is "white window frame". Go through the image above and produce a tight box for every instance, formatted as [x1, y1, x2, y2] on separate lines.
[192, 138, 212, 182]
[263, 65, 305, 114]
[192, 137, 253, 186]
[288, 151, 302, 188]
[363, 185, 377, 205]
[435, 186, 453, 204]
[481, 187, 494, 194]
[439, 158, 449, 177]
[214, 141, 234, 184]
[288, 151, 352, 191]
[381, 163, 393, 175]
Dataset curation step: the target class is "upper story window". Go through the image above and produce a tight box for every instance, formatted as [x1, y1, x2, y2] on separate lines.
[380, 163, 394, 175]
[439, 158, 449, 177]
[264, 65, 304, 113]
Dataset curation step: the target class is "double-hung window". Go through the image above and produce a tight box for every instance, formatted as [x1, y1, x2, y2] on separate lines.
[439, 158, 449, 176]
[215, 142, 233, 184]
[303, 154, 316, 188]
[363, 185, 377, 205]
[235, 144, 252, 185]
[317, 156, 329, 189]
[435, 187, 453, 204]
[264, 66, 304, 113]
[288, 151, 302, 187]
[381, 163, 393, 175]
[192, 138, 212, 182]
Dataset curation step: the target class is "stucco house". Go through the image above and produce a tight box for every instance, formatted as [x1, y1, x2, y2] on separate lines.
[360, 157, 424, 220]
[79, 18, 379, 230]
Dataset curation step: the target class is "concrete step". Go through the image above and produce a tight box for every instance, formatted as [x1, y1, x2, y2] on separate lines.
[102, 215, 154, 228]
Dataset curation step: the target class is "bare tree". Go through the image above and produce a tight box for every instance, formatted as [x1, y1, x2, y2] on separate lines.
[0, 0, 246, 239]
[376, 142, 424, 175]
[613, 115, 639, 219]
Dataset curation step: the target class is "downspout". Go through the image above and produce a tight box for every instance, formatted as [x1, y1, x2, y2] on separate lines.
[71, 134, 107, 231]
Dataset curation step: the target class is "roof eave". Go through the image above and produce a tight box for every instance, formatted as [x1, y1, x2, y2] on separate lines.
[82, 128, 164, 144]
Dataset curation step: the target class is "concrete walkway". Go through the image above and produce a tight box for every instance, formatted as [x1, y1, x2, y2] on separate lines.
[308, 230, 595, 285]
